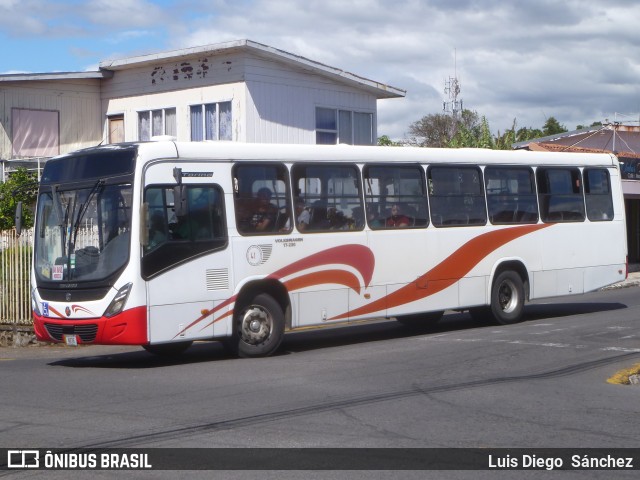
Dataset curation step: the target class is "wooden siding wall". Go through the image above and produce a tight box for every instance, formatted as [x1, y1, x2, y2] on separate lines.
[0, 80, 102, 160]
[244, 55, 378, 144]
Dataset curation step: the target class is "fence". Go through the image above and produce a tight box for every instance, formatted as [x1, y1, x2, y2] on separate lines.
[1, 228, 34, 325]
[1, 227, 102, 326]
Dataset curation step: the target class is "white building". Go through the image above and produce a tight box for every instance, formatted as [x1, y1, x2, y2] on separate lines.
[0, 39, 405, 178]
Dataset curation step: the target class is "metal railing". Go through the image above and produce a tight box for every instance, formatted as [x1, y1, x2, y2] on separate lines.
[1, 228, 34, 325]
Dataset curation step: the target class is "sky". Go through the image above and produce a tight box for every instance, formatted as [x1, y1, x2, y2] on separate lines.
[1, 0, 639, 141]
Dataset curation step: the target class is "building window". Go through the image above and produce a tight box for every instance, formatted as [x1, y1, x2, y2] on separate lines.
[190, 102, 232, 141]
[12, 108, 59, 157]
[138, 108, 176, 141]
[315, 107, 373, 145]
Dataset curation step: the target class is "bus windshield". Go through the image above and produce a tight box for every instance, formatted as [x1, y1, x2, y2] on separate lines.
[34, 183, 133, 283]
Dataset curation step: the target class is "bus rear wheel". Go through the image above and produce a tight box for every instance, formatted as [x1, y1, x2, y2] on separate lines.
[489, 270, 525, 325]
[230, 293, 285, 358]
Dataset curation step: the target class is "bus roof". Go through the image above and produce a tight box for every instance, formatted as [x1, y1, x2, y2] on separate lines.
[128, 141, 619, 168]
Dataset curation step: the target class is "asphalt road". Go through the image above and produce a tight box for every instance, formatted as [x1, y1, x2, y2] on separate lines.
[1, 286, 639, 479]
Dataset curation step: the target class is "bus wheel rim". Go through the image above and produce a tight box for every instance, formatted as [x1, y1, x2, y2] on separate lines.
[239, 306, 272, 345]
[498, 279, 518, 313]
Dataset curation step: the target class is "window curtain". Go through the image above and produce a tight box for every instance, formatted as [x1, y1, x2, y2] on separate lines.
[219, 102, 232, 140]
[152, 110, 163, 137]
[190, 106, 203, 141]
[138, 111, 151, 141]
[354, 112, 373, 145]
[165, 108, 176, 137]
[12, 108, 60, 157]
[338, 110, 353, 144]
[205, 104, 217, 140]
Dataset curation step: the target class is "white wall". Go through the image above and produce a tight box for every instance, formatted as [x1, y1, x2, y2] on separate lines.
[103, 82, 247, 142]
[243, 55, 378, 144]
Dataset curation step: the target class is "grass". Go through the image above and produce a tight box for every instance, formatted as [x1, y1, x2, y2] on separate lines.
[607, 363, 640, 385]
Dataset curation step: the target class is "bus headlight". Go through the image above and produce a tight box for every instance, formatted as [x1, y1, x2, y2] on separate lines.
[104, 283, 133, 318]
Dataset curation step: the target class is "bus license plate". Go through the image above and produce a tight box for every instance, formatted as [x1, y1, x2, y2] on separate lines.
[64, 335, 78, 346]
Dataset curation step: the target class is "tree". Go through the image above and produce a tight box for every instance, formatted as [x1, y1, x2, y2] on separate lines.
[377, 135, 401, 146]
[0, 168, 39, 230]
[408, 109, 481, 148]
[542, 117, 567, 136]
[408, 113, 457, 147]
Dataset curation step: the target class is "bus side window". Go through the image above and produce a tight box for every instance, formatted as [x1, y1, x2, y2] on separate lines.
[142, 184, 227, 278]
[537, 167, 585, 223]
[428, 166, 486, 227]
[363, 164, 429, 230]
[233, 163, 291, 235]
[292, 163, 364, 232]
[485, 166, 538, 225]
[585, 168, 614, 221]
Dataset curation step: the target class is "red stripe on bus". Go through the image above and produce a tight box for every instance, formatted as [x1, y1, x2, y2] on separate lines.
[283, 269, 362, 295]
[267, 244, 375, 287]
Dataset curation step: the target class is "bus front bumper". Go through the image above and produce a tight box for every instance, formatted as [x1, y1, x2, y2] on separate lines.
[32, 306, 148, 345]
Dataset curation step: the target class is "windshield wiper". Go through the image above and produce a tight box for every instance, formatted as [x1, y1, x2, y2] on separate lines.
[50, 184, 65, 227]
[71, 179, 105, 249]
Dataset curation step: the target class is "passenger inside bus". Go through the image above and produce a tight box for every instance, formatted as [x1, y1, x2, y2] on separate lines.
[386, 204, 411, 228]
[249, 187, 278, 231]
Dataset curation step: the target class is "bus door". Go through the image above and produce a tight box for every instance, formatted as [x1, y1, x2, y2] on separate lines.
[142, 163, 232, 344]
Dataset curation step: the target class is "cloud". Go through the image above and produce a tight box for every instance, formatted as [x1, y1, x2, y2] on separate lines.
[3, 0, 640, 139]
[84, 0, 169, 28]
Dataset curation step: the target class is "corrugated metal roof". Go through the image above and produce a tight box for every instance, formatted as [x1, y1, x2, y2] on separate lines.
[514, 126, 640, 159]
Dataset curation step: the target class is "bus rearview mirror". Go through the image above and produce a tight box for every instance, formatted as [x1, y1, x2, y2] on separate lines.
[174, 185, 188, 217]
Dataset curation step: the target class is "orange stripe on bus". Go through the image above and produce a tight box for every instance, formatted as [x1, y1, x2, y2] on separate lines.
[331, 224, 550, 320]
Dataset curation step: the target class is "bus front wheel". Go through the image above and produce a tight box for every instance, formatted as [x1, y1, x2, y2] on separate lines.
[231, 293, 285, 358]
[489, 270, 525, 325]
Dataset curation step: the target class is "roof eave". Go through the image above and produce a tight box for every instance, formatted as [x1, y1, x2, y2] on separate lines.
[0, 71, 112, 82]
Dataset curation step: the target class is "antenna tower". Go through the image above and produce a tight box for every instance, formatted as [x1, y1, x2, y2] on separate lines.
[443, 50, 463, 118]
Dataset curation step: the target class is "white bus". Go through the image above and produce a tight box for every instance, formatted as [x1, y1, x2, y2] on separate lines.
[28, 141, 627, 357]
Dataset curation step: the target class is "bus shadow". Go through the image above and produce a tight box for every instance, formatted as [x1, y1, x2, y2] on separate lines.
[281, 301, 628, 354]
[48, 301, 627, 368]
[47, 341, 234, 369]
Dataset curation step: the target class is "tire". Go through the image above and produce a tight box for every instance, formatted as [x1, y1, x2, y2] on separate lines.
[143, 340, 193, 356]
[396, 310, 444, 328]
[489, 270, 525, 325]
[229, 293, 285, 358]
